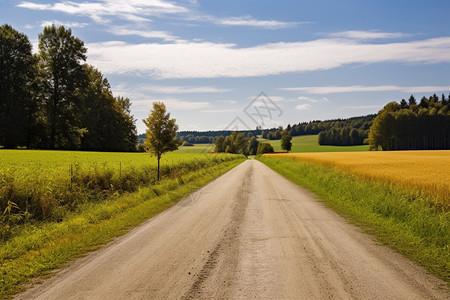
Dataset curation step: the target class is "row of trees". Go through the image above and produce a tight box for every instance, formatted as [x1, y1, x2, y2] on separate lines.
[0, 24, 137, 151]
[318, 128, 367, 146]
[214, 131, 292, 155]
[214, 132, 275, 155]
[261, 115, 375, 146]
[368, 94, 450, 150]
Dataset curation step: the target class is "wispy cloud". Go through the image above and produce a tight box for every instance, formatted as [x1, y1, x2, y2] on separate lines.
[86, 37, 450, 79]
[108, 26, 178, 41]
[18, 0, 301, 30]
[144, 85, 232, 94]
[215, 15, 301, 29]
[18, 0, 188, 23]
[297, 96, 319, 103]
[329, 30, 410, 40]
[218, 100, 238, 104]
[133, 98, 210, 111]
[41, 20, 89, 28]
[280, 85, 450, 94]
[201, 108, 240, 113]
[340, 105, 381, 110]
[295, 103, 312, 110]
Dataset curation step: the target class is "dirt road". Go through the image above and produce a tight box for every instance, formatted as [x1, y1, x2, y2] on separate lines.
[16, 159, 448, 299]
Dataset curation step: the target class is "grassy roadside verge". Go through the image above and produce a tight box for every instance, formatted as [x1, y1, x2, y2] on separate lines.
[257, 155, 449, 284]
[0, 157, 246, 298]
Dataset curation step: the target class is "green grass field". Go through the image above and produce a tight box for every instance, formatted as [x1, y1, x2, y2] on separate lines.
[175, 144, 214, 153]
[0, 150, 239, 226]
[260, 135, 369, 152]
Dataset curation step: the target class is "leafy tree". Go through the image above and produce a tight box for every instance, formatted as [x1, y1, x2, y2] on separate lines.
[0, 24, 36, 148]
[257, 142, 274, 154]
[38, 25, 87, 149]
[215, 135, 225, 152]
[223, 132, 249, 155]
[247, 136, 259, 155]
[281, 131, 292, 152]
[143, 102, 179, 181]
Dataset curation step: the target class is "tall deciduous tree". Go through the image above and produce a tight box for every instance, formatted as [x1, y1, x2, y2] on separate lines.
[247, 136, 259, 155]
[0, 24, 36, 148]
[143, 102, 179, 181]
[79, 65, 137, 151]
[38, 25, 87, 149]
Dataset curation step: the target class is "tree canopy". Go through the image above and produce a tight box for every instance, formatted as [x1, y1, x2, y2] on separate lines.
[0, 24, 35, 148]
[281, 131, 292, 152]
[0, 24, 137, 151]
[143, 102, 179, 181]
[368, 94, 450, 150]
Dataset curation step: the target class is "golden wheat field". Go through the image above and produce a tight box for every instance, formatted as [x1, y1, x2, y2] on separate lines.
[268, 150, 450, 206]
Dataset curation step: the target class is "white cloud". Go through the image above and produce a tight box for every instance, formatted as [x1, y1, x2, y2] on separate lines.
[133, 98, 210, 110]
[145, 85, 232, 94]
[108, 26, 178, 41]
[201, 108, 240, 113]
[297, 96, 318, 103]
[18, 0, 188, 23]
[218, 100, 238, 104]
[340, 105, 381, 110]
[216, 16, 300, 29]
[41, 20, 89, 28]
[295, 103, 312, 110]
[85, 37, 450, 79]
[329, 30, 410, 40]
[280, 85, 450, 94]
[322, 97, 330, 102]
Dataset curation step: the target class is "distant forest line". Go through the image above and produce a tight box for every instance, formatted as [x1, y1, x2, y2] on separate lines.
[148, 114, 376, 147]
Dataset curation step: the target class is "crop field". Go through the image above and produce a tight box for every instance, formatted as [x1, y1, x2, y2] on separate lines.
[266, 150, 450, 207]
[0, 150, 240, 233]
[258, 153, 450, 281]
[260, 135, 369, 153]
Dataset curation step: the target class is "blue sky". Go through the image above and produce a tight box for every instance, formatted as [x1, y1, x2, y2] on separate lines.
[1, 0, 450, 134]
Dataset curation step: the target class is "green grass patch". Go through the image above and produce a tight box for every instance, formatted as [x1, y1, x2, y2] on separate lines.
[259, 135, 368, 153]
[0, 150, 237, 232]
[0, 155, 245, 298]
[257, 155, 449, 283]
[175, 143, 214, 153]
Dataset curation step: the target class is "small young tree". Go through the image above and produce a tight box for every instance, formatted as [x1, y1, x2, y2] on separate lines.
[143, 102, 179, 181]
[281, 131, 292, 152]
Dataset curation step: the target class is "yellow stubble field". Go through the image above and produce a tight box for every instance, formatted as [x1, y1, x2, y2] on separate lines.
[267, 150, 450, 207]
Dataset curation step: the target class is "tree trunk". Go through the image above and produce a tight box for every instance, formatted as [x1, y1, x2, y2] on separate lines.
[157, 156, 160, 182]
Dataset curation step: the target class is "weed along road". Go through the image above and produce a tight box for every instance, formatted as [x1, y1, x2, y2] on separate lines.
[16, 159, 447, 300]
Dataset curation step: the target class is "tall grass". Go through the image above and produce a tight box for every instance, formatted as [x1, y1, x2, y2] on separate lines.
[0, 150, 239, 238]
[258, 155, 449, 283]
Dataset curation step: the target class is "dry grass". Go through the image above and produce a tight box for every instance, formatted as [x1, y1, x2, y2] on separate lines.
[267, 150, 450, 207]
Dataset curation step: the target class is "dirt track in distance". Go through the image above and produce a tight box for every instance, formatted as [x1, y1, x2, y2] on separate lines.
[16, 159, 448, 299]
